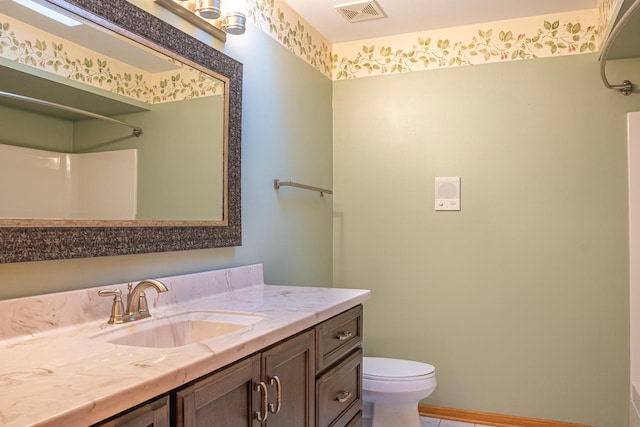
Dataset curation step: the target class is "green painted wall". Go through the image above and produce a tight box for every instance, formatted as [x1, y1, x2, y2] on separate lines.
[0, 104, 73, 151]
[0, 18, 333, 298]
[333, 54, 640, 427]
[73, 96, 225, 221]
[133, 97, 224, 220]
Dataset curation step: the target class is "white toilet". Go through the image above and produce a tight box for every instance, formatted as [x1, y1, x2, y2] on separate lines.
[362, 357, 437, 427]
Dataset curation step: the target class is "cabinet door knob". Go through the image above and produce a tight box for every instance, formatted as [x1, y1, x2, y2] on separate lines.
[336, 330, 353, 341]
[254, 381, 269, 423]
[268, 375, 282, 414]
[336, 390, 352, 403]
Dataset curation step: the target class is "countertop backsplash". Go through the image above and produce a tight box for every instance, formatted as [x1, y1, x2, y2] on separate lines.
[0, 264, 265, 342]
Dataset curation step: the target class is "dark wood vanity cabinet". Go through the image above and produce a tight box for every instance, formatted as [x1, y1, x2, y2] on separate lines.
[94, 305, 363, 427]
[175, 330, 315, 426]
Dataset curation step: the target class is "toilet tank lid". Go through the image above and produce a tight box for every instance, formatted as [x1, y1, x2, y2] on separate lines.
[363, 357, 435, 378]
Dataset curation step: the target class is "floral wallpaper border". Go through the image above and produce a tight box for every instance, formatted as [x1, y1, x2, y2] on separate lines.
[246, 1, 604, 81]
[0, 14, 223, 105]
[247, 0, 332, 77]
[332, 9, 598, 79]
[1, 2, 618, 86]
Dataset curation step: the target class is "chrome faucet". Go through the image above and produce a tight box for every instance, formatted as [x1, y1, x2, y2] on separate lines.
[125, 279, 169, 321]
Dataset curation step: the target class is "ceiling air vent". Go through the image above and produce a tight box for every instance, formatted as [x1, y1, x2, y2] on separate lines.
[334, 0, 387, 24]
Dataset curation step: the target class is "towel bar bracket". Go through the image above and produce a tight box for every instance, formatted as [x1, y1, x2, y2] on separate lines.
[620, 80, 633, 96]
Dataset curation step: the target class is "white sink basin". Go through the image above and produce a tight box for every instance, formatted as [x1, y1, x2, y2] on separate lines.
[92, 310, 265, 348]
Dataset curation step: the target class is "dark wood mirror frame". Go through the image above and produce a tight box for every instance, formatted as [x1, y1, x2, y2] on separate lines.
[0, 0, 242, 263]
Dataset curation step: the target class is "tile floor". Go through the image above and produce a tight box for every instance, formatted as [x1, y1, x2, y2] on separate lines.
[420, 416, 493, 427]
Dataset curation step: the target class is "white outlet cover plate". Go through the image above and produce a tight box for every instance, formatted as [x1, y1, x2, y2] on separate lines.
[435, 177, 460, 211]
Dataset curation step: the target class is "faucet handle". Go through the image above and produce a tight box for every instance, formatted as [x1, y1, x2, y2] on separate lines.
[135, 291, 151, 320]
[98, 289, 126, 324]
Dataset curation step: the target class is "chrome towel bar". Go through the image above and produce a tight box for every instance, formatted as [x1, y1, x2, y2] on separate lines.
[274, 179, 333, 196]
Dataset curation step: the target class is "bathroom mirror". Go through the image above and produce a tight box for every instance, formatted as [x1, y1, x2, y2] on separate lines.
[0, 0, 242, 263]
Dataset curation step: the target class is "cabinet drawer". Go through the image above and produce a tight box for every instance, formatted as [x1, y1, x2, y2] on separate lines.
[316, 348, 362, 427]
[345, 411, 362, 427]
[92, 395, 169, 427]
[316, 305, 363, 373]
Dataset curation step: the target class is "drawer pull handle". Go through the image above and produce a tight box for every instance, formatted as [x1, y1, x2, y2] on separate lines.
[268, 375, 282, 414]
[254, 381, 269, 423]
[336, 390, 352, 403]
[336, 331, 353, 341]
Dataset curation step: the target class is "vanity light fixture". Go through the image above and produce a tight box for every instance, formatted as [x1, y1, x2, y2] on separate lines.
[12, 0, 82, 27]
[155, 0, 246, 42]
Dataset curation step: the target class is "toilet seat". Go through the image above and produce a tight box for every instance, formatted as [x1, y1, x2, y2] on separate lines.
[363, 357, 435, 381]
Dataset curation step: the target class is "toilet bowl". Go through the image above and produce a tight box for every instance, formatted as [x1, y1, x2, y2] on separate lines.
[362, 357, 436, 427]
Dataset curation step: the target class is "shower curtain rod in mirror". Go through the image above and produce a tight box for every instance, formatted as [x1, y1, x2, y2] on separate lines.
[0, 90, 143, 136]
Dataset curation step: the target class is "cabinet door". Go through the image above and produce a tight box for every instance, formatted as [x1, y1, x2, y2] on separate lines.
[262, 330, 315, 427]
[92, 395, 169, 427]
[176, 354, 261, 427]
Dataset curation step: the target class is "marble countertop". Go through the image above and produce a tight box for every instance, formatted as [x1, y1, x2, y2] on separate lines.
[0, 265, 370, 426]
